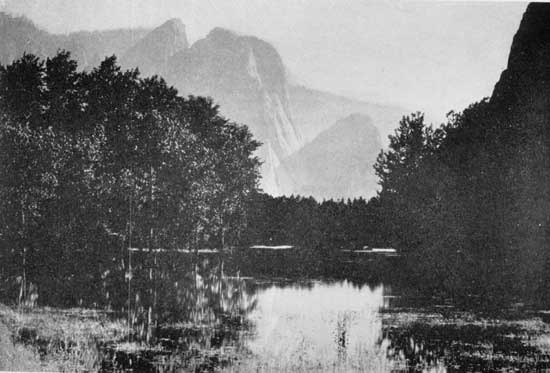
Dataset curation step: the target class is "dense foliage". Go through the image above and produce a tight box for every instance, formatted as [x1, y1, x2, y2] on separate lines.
[240, 194, 392, 281]
[0, 52, 261, 306]
[3, 49, 550, 314]
[373, 102, 550, 309]
[249, 104, 550, 310]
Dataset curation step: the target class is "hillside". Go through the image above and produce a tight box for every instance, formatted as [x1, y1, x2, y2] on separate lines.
[278, 114, 382, 200]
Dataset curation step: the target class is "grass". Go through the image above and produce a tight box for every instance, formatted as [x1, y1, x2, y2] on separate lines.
[0, 303, 127, 372]
[221, 308, 550, 372]
[2, 301, 550, 372]
[0, 319, 50, 372]
[222, 349, 396, 373]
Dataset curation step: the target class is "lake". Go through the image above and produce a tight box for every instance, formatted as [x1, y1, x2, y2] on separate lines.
[100, 276, 550, 372]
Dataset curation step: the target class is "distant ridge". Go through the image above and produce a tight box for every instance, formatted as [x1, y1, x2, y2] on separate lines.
[0, 14, 406, 199]
[278, 114, 382, 200]
[0, 12, 150, 69]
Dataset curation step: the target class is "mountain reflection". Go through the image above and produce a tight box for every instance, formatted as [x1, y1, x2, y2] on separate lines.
[105, 256, 403, 371]
[231, 280, 395, 371]
[102, 260, 546, 372]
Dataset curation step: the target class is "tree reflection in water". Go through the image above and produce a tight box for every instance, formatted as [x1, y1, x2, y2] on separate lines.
[99, 255, 550, 372]
[101, 253, 259, 371]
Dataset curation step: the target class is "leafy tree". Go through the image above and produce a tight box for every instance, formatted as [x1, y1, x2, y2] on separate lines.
[0, 52, 261, 308]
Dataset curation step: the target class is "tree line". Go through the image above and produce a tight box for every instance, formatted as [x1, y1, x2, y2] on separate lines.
[2, 51, 549, 312]
[373, 99, 550, 309]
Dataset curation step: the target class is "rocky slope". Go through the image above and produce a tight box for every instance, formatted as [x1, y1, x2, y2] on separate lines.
[491, 3, 550, 119]
[277, 114, 382, 200]
[166, 28, 304, 193]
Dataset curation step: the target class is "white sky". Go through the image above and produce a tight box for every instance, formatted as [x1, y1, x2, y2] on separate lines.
[2, 0, 527, 122]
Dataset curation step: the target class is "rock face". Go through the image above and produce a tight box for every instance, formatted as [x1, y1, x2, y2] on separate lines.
[277, 114, 382, 200]
[167, 28, 303, 194]
[121, 19, 188, 77]
[491, 3, 550, 115]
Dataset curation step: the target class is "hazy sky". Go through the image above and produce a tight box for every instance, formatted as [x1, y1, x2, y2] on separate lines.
[1, 0, 527, 122]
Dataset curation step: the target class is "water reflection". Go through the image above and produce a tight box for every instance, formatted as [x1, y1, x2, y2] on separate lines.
[100, 263, 550, 372]
[101, 256, 259, 371]
[237, 281, 391, 371]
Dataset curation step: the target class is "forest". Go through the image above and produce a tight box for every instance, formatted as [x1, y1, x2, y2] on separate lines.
[1, 51, 550, 313]
[251, 104, 550, 309]
[0, 52, 261, 307]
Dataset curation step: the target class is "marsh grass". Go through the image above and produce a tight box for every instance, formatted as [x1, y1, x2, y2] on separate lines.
[0, 304, 127, 372]
[0, 319, 53, 372]
[3, 300, 550, 372]
[222, 348, 395, 373]
[222, 308, 550, 372]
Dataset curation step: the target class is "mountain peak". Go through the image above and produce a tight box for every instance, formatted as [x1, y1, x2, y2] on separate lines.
[167, 25, 302, 195]
[164, 18, 184, 26]
[147, 18, 188, 50]
[491, 3, 550, 110]
[208, 27, 237, 37]
[158, 18, 186, 38]
[204, 27, 275, 52]
[121, 18, 188, 77]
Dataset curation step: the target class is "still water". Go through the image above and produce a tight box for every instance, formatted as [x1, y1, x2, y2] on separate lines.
[240, 281, 391, 371]
[101, 277, 550, 372]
